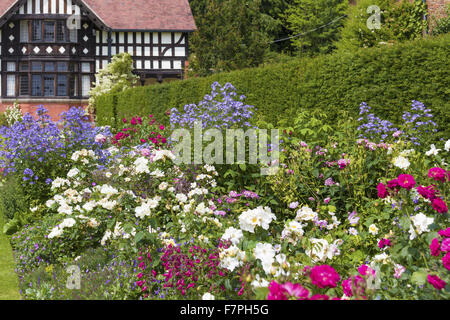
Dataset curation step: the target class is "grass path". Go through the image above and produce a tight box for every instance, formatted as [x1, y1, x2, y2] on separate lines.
[0, 212, 21, 300]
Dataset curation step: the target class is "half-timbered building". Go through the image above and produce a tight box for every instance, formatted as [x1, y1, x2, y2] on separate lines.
[0, 0, 196, 118]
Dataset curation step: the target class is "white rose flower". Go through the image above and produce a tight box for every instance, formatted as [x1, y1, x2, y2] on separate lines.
[368, 224, 379, 235]
[60, 218, 76, 228]
[221, 227, 244, 245]
[425, 144, 441, 156]
[202, 292, 215, 300]
[176, 193, 188, 203]
[67, 168, 80, 178]
[392, 156, 410, 170]
[295, 206, 318, 222]
[445, 139, 450, 152]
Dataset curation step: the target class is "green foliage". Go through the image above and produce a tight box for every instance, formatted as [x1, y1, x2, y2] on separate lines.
[388, 0, 428, 41]
[97, 34, 450, 138]
[0, 112, 7, 127]
[336, 0, 428, 51]
[284, 0, 348, 56]
[188, 0, 279, 76]
[0, 176, 30, 221]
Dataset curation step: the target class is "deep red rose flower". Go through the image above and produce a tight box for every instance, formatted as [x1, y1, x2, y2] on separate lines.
[377, 183, 388, 199]
[397, 174, 416, 190]
[432, 198, 448, 214]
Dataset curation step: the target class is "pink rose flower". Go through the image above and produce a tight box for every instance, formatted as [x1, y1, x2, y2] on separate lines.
[282, 282, 310, 300]
[441, 238, 450, 252]
[416, 185, 437, 200]
[443, 252, 450, 271]
[393, 264, 406, 279]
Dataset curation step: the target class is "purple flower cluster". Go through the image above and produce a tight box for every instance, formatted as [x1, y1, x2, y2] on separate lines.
[357, 102, 398, 142]
[357, 101, 438, 145]
[0, 106, 111, 178]
[170, 82, 256, 130]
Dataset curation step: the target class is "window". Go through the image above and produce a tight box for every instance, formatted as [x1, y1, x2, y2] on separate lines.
[69, 63, 78, 72]
[81, 75, 91, 96]
[20, 20, 29, 42]
[20, 75, 29, 95]
[44, 21, 55, 42]
[32, 75, 42, 96]
[57, 62, 68, 72]
[81, 63, 91, 73]
[69, 75, 78, 96]
[44, 62, 55, 72]
[20, 62, 29, 71]
[32, 20, 42, 41]
[57, 75, 67, 96]
[44, 75, 55, 96]
[7, 62, 16, 72]
[7, 75, 16, 97]
[56, 21, 65, 42]
[69, 29, 77, 43]
[31, 62, 42, 71]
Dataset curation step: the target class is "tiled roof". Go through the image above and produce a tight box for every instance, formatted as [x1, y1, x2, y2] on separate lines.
[0, 0, 197, 31]
[0, 0, 17, 17]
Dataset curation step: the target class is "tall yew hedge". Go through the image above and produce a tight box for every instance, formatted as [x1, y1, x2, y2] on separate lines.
[96, 34, 449, 135]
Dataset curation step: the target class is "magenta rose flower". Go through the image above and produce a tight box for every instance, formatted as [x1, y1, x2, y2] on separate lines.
[443, 252, 450, 271]
[432, 198, 448, 214]
[387, 179, 399, 189]
[342, 275, 365, 297]
[397, 174, 416, 190]
[427, 275, 446, 290]
[430, 238, 441, 257]
[267, 281, 288, 300]
[358, 264, 376, 277]
[416, 185, 437, 200]
[441, 238, 450, 252]
[377, 183, 388, 199]
[438, 228, 450, 238]
[428, 167, 449, 182]
[310, 294, 330, 300]
[309, 265, 341, 289]
[281, 282, 310, 300]
[378, 238, 392, 249]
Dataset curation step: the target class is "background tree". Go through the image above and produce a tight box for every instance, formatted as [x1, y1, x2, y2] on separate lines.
[284, 0, 348, 56]
[188, 0, 279, 76]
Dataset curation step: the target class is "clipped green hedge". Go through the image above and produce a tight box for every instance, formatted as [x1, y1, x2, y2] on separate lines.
[97, 34, 450, 135]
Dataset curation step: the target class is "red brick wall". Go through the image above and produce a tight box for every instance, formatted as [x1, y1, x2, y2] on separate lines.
[427, 0, 449, 20]
[0, 101, 89, 122]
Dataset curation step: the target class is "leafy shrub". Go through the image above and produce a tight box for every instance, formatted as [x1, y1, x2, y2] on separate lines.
[96, 34, 450, 139]
[336, 0, 427, 51]
[0, 106, 111, 223]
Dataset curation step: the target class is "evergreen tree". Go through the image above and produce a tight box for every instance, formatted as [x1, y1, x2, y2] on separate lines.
[285, 0, 348, 56]
[188, 0, 279, 76]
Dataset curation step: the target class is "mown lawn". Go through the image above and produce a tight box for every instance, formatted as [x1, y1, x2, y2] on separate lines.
[0, 135, 21, 300]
